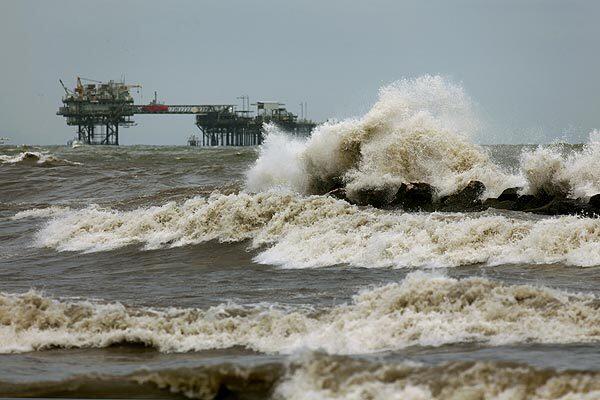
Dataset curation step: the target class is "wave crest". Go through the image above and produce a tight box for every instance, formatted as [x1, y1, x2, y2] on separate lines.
[0, 151, 80, 167]
[1, 273, 598, 354]
[521, 131, 600, 199]
[246, 76, 520, 200]
[1, 353, 600, 399]
[276, 353, 600, 400]
[35, 190, 600, 268]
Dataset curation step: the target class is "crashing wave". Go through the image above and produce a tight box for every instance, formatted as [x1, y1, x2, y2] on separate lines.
[0, 151, 80, 167]
[246, 76, 522, 201]
[1, 273, 599, 354]
[520, 131, 600, 200]
[246, 75, 600, 207]
[2, 354, 600, 399]
[35, 190, 600, 267]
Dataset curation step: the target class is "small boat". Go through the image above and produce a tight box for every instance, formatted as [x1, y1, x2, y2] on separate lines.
[69, 139, 84, 148]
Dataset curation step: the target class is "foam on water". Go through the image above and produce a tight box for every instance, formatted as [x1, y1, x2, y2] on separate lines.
[0, 151, 80, 167]
[19, 77, 600, 270]
[32, 190, 600, 268]
[246, 76, 600, 205]
[520, 131, 600, 199]
[246, 125, 309, 193]
[274, 353, 600, 400]
[11, 206, 71, 220]
[3, 354, 599, 399]
[1, 273, 599, 355]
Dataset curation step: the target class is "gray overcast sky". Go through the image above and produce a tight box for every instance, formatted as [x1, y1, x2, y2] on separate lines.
[1, 0, 599, 145]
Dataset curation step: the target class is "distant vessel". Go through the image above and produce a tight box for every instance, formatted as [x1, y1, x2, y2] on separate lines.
[0, 137, 9, 145]
[67, 139, 85, 148]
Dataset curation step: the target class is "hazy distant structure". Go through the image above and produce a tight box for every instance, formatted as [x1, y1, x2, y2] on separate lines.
[57, 77, 140, 145]
[192, 101, 316, 147]
[57, 77, 316, 146]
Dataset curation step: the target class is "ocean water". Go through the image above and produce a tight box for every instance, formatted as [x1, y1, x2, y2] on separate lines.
[2, 77, 600, 399]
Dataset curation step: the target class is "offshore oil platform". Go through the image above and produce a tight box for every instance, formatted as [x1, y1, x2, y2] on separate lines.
[57, 77, 317, 146]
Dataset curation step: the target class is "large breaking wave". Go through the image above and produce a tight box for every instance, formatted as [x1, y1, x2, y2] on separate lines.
[246, 76, 600, 203]
[247, 76, 520, 200]
[15, 76, 600, 269]
[1, 273, 599, 354]
[32, 190, 600, 267]
[520, 131, 600, 199]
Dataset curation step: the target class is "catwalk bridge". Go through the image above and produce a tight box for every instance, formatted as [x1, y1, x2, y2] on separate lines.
[57, 77, 316, 146]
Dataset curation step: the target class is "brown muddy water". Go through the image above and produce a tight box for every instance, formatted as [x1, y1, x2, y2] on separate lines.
[1, 144, 600, 399]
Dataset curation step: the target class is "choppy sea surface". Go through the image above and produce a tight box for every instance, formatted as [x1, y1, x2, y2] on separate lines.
[2, 76, 600, 400]
[1, 142, 600, 400]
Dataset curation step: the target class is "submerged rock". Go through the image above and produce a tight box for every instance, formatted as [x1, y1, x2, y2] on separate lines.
[482, 198, 517, 211]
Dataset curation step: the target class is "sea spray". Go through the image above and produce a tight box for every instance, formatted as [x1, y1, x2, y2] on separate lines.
[245, 124, 309, 193]
[246, 76, 521, 199]
[520, 130, 600, 199]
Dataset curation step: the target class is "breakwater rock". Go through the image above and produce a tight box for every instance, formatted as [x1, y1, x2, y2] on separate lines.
[328, 182, 600, 217]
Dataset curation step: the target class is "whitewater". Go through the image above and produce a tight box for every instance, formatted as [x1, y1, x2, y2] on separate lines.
[15, 76, 600, 270]
[2, 76, 600, 399]
[28, 191, 600, 268]
[1, 272, 598, 355]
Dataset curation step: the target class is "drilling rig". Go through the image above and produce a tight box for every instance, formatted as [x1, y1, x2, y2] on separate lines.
[57, 77, 141, 145]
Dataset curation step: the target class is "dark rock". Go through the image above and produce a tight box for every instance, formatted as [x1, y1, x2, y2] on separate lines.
[310, 176, 345, 196]
[497, 187, 522, 202]
[438, 181, 487, 212]
[351, 187, 391, 208]
[482, 198, 517, 211]
[392, 182, 434, 211]
[589, 194, 600, 209]
[513, 195, 537, 211]
[326, 188, 349, 202]
[513, 193, 554, 211]
[526, 198, 593, 217]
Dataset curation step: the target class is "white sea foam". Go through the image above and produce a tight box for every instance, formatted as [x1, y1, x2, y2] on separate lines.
[246, 76, 600, 206]
[1, 273, 599, 355]
[246, 76, 522, 200]
[0, 151, 80, 167]
[245, 125, 309, 193]
[520, 131, 600, 199]
[35, 190, 600, 268]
